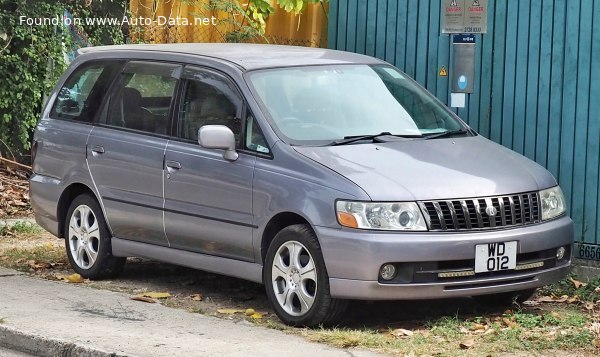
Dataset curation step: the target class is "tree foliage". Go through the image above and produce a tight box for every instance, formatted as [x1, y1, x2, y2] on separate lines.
[193, 0, 328, 43]
[0, 0, 127, 159]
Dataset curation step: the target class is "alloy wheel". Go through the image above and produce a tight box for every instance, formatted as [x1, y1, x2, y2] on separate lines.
[271, 240, 317, 316]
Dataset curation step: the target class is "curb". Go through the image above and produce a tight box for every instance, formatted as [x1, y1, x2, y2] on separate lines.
[0, 326, 126, 357]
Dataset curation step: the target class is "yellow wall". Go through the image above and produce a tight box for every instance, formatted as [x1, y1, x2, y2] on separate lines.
[130, 0, 327, 47]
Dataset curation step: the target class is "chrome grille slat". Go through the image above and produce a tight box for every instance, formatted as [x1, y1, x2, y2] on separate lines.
[420, 191, 541, 231]
[473, 199, 484, 227]
[446, 200, 459, 228]
[460, 200, 472, 229]
[498, 197, 507, 225]
[432, 201, 446, 230]
[508, 196, 516, 224]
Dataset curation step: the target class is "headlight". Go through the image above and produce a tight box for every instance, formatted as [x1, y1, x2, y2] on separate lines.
[336, 200, 427, 231]
[539, 186, 566, 221]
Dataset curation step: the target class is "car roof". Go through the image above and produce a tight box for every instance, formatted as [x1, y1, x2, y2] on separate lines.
[77, 43, 385, 71]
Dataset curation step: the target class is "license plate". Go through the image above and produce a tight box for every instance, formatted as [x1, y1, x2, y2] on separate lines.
[474, 241, 517, 273]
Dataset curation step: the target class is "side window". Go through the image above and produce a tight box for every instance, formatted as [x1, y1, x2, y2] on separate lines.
[101, 61, 180, 135]
[51, 61, 122, 122]
[245, 115, 270, 154]
[177, 66, 242, 143]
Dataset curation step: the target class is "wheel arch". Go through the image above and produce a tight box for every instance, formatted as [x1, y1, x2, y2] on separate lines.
[260, 212, 313, 264]
[57, 183, 100, 238]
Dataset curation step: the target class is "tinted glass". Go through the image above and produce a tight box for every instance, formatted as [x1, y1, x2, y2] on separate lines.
[247, 65, 465, 145]
[102, 61, 179, 135]
[51, 61, 121, 122]
[177, 67, 242, 143]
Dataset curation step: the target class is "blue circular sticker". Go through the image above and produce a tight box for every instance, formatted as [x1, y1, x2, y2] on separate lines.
[458, 75, 468, 90]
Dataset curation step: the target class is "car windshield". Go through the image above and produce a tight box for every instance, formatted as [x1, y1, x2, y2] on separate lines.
[247, 64, 467, 145]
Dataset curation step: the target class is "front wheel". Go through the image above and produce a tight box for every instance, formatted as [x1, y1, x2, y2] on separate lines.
[64, 194, 125, 279]
[264, 224, 347, 327]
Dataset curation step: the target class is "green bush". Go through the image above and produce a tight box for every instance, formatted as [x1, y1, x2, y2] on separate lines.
[0, 0, 126, 160]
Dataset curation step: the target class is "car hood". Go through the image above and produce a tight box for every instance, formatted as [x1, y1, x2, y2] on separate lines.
[294, 136, 557, 201]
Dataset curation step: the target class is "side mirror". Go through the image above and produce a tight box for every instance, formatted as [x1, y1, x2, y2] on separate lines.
[198, 125, 238, 161]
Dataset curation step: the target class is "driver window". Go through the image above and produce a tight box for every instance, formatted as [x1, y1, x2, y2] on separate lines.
[178, 67, 243, 143]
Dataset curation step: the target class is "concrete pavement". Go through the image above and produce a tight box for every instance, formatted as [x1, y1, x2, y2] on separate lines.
[0, 267, 381, 357]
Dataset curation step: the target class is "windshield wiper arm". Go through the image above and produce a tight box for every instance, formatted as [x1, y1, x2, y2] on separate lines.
[332, 132, 422, 146]
[423, 129, 469, 140]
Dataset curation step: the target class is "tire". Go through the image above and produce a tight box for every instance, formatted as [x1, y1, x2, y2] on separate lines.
[64, 194, 125, 279]
[473, 288, 536, 306]
[264, 224, 347, 327]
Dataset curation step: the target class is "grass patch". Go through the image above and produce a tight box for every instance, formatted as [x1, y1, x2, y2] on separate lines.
[539, 274, 600, 302]
[0, 244, 67, 271]
[302, 305, 596, 356]
[0, 318, 5, 324]
[0, 221, 41, 236]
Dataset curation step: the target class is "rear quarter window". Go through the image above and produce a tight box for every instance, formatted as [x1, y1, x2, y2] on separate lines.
[50, 61, 122, 122]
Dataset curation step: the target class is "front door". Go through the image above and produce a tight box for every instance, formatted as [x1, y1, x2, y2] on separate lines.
[163, 66, 255, 261]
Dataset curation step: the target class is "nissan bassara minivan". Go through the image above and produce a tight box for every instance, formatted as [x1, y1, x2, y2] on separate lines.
[30, 44, 573, 326]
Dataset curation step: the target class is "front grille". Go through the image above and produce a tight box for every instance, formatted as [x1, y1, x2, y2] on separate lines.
[418, 192, 540, 231]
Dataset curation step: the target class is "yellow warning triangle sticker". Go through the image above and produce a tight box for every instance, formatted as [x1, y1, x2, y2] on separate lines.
[439, 66, 448, 77]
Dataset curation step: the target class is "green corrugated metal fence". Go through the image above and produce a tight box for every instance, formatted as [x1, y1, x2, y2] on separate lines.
[329, 0, 600, 250]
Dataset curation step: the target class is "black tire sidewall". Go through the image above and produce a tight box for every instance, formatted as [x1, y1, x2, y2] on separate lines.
[64, 194, 115, 279]
[263, 224, 331, 326]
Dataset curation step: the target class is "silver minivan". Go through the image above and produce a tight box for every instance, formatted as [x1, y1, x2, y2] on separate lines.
[31, 44, 573, 326]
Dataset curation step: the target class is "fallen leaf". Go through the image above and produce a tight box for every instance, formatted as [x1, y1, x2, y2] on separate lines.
[250, 312, 263, 319]
[589, 322, 600, 335]
[459, 327, 470, 334]
[594, 286, 600, 293]
[585, 302, 595, 310]
[217, 308, 242, 314]
[536, 296, 555, 303]
[471, 323, 487, 331]
[459, 338, 475, 349]
[391, 328, 414, 337]
[570, 278, 587, 289]
[555, 295, 569, 303]
[419, 330, 431, 338]
[244, 308, 256, 316]
[593, 338, 600, 348]
[502, 317, 518, 328]
[567, 295, 580, 304]
[190, 293, 203, 301]
[130, 296, 157, 303]
[472, 324, 488, 335]
[56, 273, 84, 283]
[140, 292, 171, 299]
[550, 311, 561, 318]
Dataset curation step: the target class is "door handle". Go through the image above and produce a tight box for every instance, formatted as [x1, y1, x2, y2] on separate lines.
[166, 160, 182, 173]
[91, 145, 105, 156]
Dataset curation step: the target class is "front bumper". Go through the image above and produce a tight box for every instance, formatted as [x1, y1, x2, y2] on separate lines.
[316, 215, 573, 300]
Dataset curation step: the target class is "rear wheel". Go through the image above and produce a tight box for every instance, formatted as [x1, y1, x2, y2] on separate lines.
[64, 194, 125, 279]
[473, 288, 536, 306]
[264, 224, 347, 327]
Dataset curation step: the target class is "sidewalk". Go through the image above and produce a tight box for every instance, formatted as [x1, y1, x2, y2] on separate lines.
[0, 267, 381, 357]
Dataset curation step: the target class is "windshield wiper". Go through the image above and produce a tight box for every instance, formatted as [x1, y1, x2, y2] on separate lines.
[423, 129, 469, 140]
[332, 132, 422, 146]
